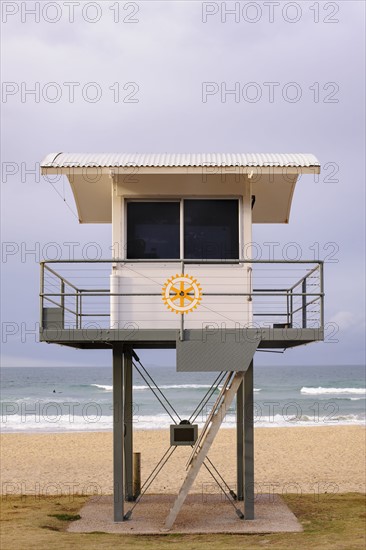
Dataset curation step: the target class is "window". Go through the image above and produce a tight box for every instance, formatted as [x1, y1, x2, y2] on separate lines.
[184, 200, 239, 260]
[127, 202, 180, 259]
[126, 199, 239, 260]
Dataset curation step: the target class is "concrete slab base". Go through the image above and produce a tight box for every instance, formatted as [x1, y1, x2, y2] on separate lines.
[68, 493, 303, 534]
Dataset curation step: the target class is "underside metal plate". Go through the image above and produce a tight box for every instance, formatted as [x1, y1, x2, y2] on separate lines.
[176, 329, 261, 372]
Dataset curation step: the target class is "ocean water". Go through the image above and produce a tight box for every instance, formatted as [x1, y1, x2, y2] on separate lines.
[0, 364, 365, 433]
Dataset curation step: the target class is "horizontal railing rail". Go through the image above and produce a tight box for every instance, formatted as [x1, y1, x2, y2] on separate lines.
[39, 259, 324, 332]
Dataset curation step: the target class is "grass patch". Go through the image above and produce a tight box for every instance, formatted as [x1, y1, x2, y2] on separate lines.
[0, 493, 365, 550]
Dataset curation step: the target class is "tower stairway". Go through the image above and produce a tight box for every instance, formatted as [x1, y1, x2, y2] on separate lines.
[164, 371, 245, 530]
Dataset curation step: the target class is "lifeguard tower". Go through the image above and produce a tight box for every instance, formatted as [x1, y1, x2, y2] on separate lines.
[40, 153, 324, 528]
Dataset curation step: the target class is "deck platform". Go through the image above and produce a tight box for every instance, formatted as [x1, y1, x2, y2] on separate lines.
[40, 327, 324, 350]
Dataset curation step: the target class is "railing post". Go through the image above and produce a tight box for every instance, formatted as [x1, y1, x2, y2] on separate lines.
[61, 280, 65, 328]
[302, 279, 307, 329]
[76, 290, 79, 330]
[290, 289, 293, 327]
[40, 262, 45, 329]
[320, 262, 324, 328]
[247, 266, 253, 302]
[79, 294, 83, 330]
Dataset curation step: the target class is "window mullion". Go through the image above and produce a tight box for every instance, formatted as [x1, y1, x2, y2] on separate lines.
[180, 199, 184, 261]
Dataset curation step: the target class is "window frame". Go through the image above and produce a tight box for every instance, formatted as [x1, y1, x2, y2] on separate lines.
[125, 197, 242, 261]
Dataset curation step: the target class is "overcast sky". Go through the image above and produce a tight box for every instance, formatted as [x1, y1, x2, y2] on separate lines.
[1, 0, 365, 368]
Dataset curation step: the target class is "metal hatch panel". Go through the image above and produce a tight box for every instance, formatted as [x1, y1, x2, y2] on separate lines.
[176, 329, 261, 372]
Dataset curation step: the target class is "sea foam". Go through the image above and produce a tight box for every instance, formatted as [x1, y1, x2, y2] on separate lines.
[301, 387, 366, 395]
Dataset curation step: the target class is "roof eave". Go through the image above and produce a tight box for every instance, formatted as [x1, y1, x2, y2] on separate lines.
[40, 165, 321, 176]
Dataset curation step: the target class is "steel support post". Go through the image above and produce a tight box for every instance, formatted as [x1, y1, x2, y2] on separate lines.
[236, 379, 244, 501]
[124, 348, 134, 501]
[244, 360, 254, 519]
[113, 344, 125, 521]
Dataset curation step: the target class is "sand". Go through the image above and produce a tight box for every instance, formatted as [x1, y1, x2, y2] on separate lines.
[1, 427, 365, 497]
[67, 494, 304, 534]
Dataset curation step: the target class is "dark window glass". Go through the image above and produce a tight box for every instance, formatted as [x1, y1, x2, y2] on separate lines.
[184, 200, 239, 260]
[127, 202, 180, 259]
[174, 427, 195, 442]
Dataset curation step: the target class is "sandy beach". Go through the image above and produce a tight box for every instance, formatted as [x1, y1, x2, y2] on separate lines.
[1, 426, 365, 496]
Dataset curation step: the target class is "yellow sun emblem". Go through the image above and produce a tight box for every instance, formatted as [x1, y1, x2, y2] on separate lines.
[162, 274, 202, 314]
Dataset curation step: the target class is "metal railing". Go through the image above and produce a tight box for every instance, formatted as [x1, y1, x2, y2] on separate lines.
[39, 259, 324, 331]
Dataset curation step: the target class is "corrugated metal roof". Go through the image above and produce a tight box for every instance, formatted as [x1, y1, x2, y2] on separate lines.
[41, 152, 320, 168]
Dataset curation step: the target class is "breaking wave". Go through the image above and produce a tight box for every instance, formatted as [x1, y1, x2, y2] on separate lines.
[92, 383, 261, 392]
[301, 387, 365, 396]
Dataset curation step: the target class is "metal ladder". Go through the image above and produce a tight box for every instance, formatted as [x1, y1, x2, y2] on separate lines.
[164, 371, 245, 530]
